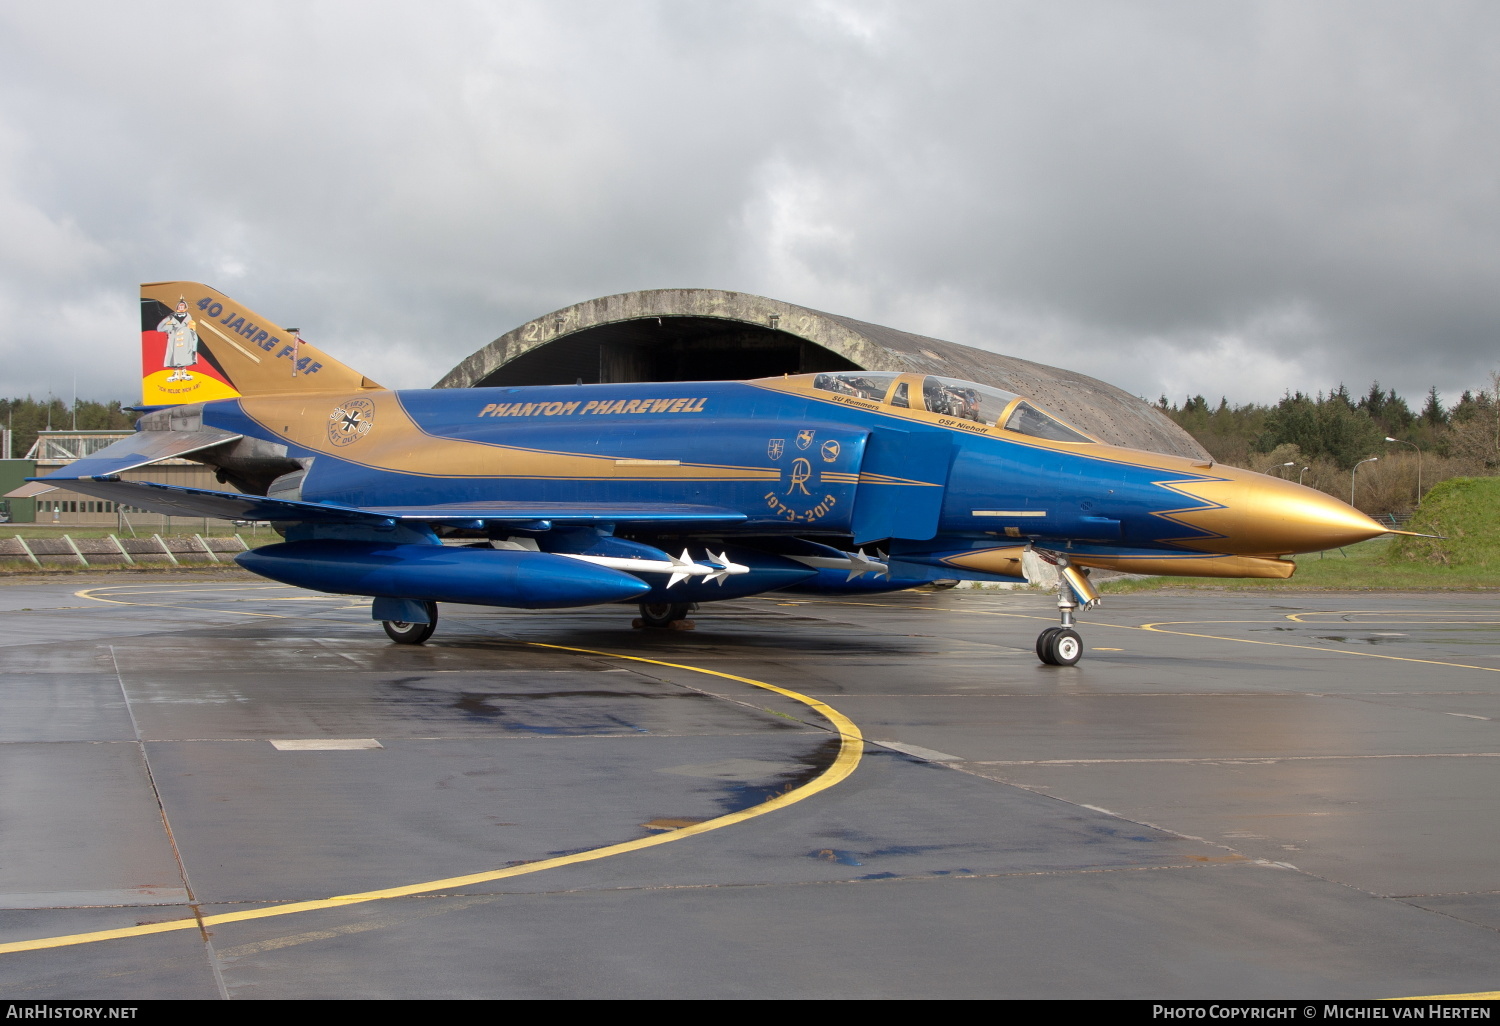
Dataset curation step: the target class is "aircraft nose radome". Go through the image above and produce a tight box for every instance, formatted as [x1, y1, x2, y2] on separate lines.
[1157, 469, 1389, 555]
[1228, 475, 1389, 555]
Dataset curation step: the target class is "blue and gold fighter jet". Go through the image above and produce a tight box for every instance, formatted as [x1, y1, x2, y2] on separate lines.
[34, 281, 1399, 665]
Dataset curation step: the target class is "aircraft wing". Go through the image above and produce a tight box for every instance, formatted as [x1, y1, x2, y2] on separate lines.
[30, 426, 243, 481]
[44, 477, 748, 527]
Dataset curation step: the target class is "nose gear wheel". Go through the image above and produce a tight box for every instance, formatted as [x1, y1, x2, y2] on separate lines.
[1037, 626, 1082, 666]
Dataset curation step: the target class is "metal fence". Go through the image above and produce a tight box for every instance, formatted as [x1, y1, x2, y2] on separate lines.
[0, 533, 251, 568]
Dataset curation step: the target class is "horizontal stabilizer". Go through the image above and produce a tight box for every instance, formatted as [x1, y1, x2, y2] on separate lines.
[37, 479, 358, 523]
[40, 478, 748, 527]
[32, 426, 242, 482]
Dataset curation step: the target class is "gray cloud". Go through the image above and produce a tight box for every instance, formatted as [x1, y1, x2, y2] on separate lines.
[1, 0, 1497, 408]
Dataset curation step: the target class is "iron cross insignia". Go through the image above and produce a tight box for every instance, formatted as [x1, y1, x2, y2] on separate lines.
[328, 398, 376, 447]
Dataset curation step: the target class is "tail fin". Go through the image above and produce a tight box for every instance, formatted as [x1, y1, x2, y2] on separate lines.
[140, 281, 382, 407]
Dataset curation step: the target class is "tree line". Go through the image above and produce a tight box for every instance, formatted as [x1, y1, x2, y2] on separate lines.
[1160, 376, 1500, 514]
[0, 397, 140, 460]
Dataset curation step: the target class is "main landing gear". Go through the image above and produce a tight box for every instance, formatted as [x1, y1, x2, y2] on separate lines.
[636, 601, 694, 629]
[383, 602, 438, 645]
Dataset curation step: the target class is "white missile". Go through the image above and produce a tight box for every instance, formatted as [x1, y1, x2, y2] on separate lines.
[559, 549, 751, 588]
[786, 548, 890, 581]
[701, 550, 751, 585]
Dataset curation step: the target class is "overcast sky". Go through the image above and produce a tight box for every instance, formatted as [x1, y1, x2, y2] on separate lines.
[1, 0, 1497, 407]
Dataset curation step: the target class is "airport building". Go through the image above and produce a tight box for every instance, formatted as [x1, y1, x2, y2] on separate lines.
[2, 430, 225, 525]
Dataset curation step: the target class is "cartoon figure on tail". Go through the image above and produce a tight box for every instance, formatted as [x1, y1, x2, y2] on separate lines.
[157, 297, 199, 381]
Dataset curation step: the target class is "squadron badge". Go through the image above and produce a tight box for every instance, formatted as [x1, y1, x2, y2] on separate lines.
[796, 429, 816, 450]
[767, 438, 785, 460]
[820, 440, 840, 462]
[328, 397, 376, 447]
[787, 457, 813, 496]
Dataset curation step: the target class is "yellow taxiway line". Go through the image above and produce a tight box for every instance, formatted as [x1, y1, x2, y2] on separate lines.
[815, 599, 1500, 675]
[0, 639, 863, 957]
[1135, 618, 1500, 674]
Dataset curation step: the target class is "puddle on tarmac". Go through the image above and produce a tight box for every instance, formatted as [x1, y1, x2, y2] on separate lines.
[371, 673, 786, 735]
[706, 738, 842, 815]
[1315, 634, 1409, 645]
[807, 843, 981, 877]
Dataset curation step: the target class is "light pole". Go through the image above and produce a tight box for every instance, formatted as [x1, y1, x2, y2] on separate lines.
[1350, 456, 1378, 507]
[1298, 466, 1311, 485]
[1270, 461, 1294, 477]
[1384, 437, 1422, 504]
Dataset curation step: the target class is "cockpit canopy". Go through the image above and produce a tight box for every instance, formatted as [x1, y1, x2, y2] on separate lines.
[809, 371, 1093, 443]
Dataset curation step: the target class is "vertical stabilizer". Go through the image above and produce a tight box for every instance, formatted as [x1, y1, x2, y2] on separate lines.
[141, 281, 381, 407]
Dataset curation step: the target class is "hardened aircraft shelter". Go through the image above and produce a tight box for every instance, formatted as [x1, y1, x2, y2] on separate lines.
[435, 288, 1208, 460]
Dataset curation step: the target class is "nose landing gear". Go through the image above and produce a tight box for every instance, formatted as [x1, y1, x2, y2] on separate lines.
[1026, 550, 1099, 666]
[1036, 592, 1084, 666]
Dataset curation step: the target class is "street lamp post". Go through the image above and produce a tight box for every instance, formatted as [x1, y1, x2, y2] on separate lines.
[1350, 456, 1378, 507]
[1384, 437, 1423, 504]
[1298, 466, 1311, 485]
[1270, 461, 1294, 477]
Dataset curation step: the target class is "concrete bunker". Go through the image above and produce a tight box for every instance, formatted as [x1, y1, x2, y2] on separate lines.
[436, 288, 1206, 459]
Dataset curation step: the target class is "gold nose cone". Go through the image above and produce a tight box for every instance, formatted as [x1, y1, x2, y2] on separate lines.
[1236, 477, 1389, 553]
[1165, 470, 1389, 555]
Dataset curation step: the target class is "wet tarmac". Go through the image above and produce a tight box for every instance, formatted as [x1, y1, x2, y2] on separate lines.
[0, 571, 1497, 999]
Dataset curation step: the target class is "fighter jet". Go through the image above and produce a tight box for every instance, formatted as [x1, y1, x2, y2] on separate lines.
[33, 281, 1399, 665]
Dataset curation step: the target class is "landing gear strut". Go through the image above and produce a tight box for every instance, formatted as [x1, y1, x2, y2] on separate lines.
[1029, 554, 1098, 666]
[383, 602, 438, 645]
[1036, 591, 1083, 666]
[637, 601, 693, 628]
